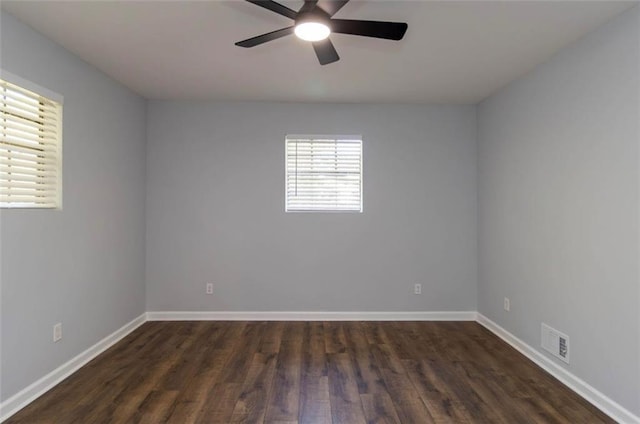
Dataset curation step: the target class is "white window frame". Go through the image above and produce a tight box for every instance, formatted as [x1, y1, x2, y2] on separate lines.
[285, 134, 363, 213]
[1, 70, 63, 209]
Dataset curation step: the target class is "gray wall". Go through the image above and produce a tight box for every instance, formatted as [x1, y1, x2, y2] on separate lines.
[477, 6, 640, 416]
[146, 102, 477, 312]
[0, 12, 147, 401]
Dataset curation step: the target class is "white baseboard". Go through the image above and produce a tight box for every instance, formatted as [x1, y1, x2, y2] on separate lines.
[146, 310, 478, 321]
[0, 313, 146, 423]
[477, 313, 640, 424]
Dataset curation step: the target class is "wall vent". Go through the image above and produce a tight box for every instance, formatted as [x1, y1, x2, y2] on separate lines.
[541, 323, 570, 364]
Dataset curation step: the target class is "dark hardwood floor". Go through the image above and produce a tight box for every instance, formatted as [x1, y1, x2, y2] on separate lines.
[6, 321, 612, 423]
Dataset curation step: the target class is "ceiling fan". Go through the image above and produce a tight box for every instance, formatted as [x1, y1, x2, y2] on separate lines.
[235, 0, 408, 65]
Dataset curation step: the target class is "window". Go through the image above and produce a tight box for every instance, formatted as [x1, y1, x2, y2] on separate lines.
[1, 75, 62, 208]
[286, 135, 362, 212]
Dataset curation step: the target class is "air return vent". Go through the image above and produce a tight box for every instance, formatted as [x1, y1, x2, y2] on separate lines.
[541, 323, 570, 364]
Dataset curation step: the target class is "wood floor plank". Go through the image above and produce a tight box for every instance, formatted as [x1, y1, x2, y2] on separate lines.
[299, 322, 332, 424]
[195, 382, 242, 423]
[259, 321, 285, 354]
[197, 322, 265, 422]
[5, 321, 615, 424]
[230, 352, 278, 423]
[412, 325, 524, 424]
[298, 376, 332, 424]
[372, 363, 436, 424]
[342, 323, 383, 394]
[402, 359, 474, 424]
[228, 322, 285, 423]
[326, 352, 367, 424]
[343, 323, 401, 424]
[265, 322, 303, 422]
[129, 390, 179, 424]
[398, 323, 508, 424]
[166, 325, 238, 422]
[323, 322, 347, 354]
[361, 321, 388, 345]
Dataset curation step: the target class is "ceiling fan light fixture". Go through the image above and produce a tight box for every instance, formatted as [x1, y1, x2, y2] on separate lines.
[294, 21, 330, 42]
[235, 0, 408, 65]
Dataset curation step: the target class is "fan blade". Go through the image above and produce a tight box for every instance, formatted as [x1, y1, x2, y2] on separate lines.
[245, 0, 297, 20]
[330, 19, 407, 40]
[312, 39, 340, 65]
[235, 26, 295, 48]
[299, 0, 319, 15]
[318, 0, 349, 17]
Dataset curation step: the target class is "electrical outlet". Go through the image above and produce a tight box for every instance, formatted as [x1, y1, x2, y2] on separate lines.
[206, 283, 213, 295]
[414, 284, 422, 295]
[53, 323, 62, 342]
[504, 297, 510, 311]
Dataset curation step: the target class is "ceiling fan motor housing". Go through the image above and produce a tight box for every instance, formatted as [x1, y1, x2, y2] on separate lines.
[296, 9, 331, 28]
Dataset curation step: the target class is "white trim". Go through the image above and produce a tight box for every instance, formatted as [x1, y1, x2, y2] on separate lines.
[146, 310, 477, 322]
[0, 69, 64, 104]
[0, 314, 146, 423]
[477, 313, 640, 424]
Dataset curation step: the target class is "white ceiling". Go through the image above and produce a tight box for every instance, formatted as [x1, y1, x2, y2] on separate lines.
[1, 0, 636, 104]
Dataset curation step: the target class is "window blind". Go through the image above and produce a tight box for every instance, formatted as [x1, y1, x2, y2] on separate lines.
[286, 135, 362, 212]
[1, 78, 62, 208]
